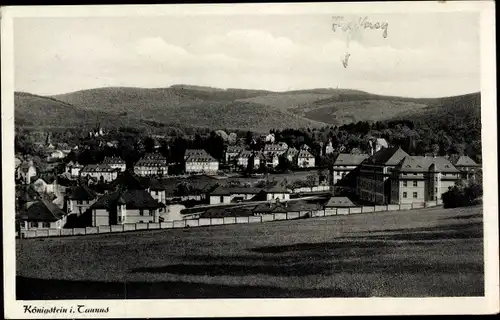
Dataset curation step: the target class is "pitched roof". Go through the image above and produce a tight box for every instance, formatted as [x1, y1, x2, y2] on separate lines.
[238, 150, 254, 158]
[185, 154, 217, 162]
[102, 156, 125, 164]
[110, 170, 149, 190]
[135, 159, 167, 167]
[91, 189, 163, 210]
[334, 153, 370, 166]
[252, 202, 288, 213]
[453, 155, 480, 167]
[210, 186, 263, 196]
[81, 164, 116, 172]
[227, 145, 244, 153]
[16, 185, 40, 202]
[142, 153, 167, 160]
[19, 199, 66, 222]
[324, 196, 355, 208]
[298, 150, 314, 158]
[395, 156, 459, 173]
[366, 147, 409, 166]
[264, 144, 287, 151]
[69, 184, 98, 200]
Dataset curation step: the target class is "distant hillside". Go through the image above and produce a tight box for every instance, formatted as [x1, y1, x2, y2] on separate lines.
[14, 85, 481, 133]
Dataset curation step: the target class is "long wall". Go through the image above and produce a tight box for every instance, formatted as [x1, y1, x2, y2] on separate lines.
[19, 201, 443, 239]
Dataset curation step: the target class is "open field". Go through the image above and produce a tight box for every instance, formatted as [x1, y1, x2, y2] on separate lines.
[16, 205, 483, 299]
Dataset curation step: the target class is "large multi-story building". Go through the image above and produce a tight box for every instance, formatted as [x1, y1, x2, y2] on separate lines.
[102, 156, 126, 172]
[390, 156, 460, 204]
[357, 147, 409, 204]
[332, 153, 369, 185]
[80, 164, 119, 182]
[225, 145, 244, 164]
[184, 149, 219, 175]
[297, 150, 315, 168]
[134, 153, 168, 177]
[263, 142, 288, 157]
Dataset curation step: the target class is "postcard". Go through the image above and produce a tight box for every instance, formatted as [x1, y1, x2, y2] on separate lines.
[2, 1, 498, 318]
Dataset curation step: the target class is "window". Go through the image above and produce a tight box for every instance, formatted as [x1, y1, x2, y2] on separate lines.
[435, 177, 438, 182]
[413, 173, 417, 176]
[155, 191, 158, 195]
[118, 216, 121, 222]
[139, 209, 144, 216]
[77, 200, 82, 205]
[220, 196, 224, 203]
[149, 209, 154, 216]
[413, 192, 418, 198]
[403, 192, 407, 198]
[79, 207, 82, 214]
[413, 181, 418, 187]
[435, 188, 438, 193]
[403, 181, 407, 187]
[30, 222, 38, 228]
[42, 222, 50, 228]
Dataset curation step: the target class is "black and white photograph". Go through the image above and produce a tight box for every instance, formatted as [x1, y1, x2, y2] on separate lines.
[2, 2, 498, 318]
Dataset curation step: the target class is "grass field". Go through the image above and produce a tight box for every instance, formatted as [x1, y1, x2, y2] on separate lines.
[16, 205, 484, 299]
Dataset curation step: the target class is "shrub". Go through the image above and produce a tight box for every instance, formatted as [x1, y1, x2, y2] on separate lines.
[442, 182, 482, 208]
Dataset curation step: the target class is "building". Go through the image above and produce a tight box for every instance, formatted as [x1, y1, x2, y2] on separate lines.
[184, 149, 219, 175]
[450, 155, 481, 182]
[390, 156, 460, 204]
[208, 186, 263, 205]
[134, 153, 168, 177]
[65, 161, 84, 178]
[18, 199, 68, 230]
[324, 196, 356, 208]
[236, 150, 260, 170]
[102, 156, 126, 172]
[325, 139, 335, 155]
[263, 142, 288, 157]
[263, 153, 280, 168]
[18, 161, 37, 184]
[357, 147, 409, 204]
[80, 164, 120, 182]
[297, 150, 315, 168]
[90, 189, 164, 226]
[225, 145, 244, 163]
[67, 184, 98, 215]
[264, 186, 291, 201]
[332, 153, 370, 185]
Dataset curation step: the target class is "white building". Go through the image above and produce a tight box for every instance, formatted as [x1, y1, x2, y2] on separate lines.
[297, 150, 315, 168]
[332, 153, 370, 185]
[80, 164, 119, 182]
[184, 149, 219, 175]
[102, 156, 126, 172]
[134, 153, 168, 177]
[18, 161, 37, 184]
[65, 161, 84, 178]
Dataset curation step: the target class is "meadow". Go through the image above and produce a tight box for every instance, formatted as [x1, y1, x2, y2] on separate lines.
[16, 205, 483, 299]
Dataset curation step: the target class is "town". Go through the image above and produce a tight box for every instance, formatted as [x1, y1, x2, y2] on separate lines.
[15, 124, 482, 238]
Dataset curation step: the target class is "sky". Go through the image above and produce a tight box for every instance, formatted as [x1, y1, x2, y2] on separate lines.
[14, 12, 480, 98]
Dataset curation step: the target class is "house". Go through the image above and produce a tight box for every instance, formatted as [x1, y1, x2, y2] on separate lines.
[32, 175, 57, 194]
[332, 153, 370, 185]
[90, 189, 164, 226]
[225, 145, 244, 164]
[134, 153, 168, 177]
[65, 161, 84, 178]
[390, 156, 460, 204]
[264, 186, 291, 201]
[18, 161, 37, 184]
[263, 153, 280, 168]
[109, 170, 167, 204]
[67, 184, 98, 215]
[368, 138, 389, 155]
[81, 164, 119, 182]
[208, 186, 263, 205]
[450, 155, 481, 182]
[184, 149, 219, 175]
[297, 150, 315, 168]
[236, 150, 260, 170]
[263, 142, 288, 157]
[252, 201, 289, 216]
[357, 146, 409, 204]
[18, 199, 68, 230]
[102, 156, 126, 172]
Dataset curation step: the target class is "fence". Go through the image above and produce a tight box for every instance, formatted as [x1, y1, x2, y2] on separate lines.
[18, 201, 441, 239]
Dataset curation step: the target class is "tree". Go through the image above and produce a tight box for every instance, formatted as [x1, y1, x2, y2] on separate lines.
[305, 173, 317, 187]
[143, 137, 155, 153]
[276, 155, 292, 173]
[245, 131, 253, 146]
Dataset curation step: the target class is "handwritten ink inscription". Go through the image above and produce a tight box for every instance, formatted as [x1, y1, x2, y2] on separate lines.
[332, 16, 389, 39]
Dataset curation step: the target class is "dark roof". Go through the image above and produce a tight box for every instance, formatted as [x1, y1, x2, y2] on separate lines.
[16, 185, 40, 202]
[69, 184, 98, 200]
[334, 153, 369, 166]
[453, 155, 480, 167]
[365, 147, 409, 166]
[81, 164, 116, 172]
[109, 170, 149, 190]
[286, 200, 322, 211]
[102, 156, 125, 164]
[91, 189, 163, 210]
[252, 202, 288, 213]
[395, 156, 459, 173]
[298, 150, 314, 158]
[210, 186, 263, 196]
[19, 199, 66, 222]
[324, 197, 355, 208]
[201, 206, 255, 218]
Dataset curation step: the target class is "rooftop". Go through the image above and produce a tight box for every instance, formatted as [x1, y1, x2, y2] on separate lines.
[365, 146, 409, 166]
[18, 199, 66, 222]
[92, 189, 164, 210]
[324, 196, 355, 208]
[334, 153, 369, 166]
[395, 156, 459, 173]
